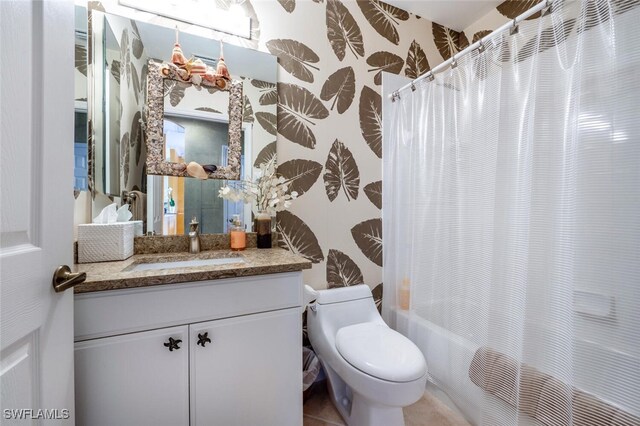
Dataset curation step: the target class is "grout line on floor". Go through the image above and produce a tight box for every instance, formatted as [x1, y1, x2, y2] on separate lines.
[303, 414, 346, 426]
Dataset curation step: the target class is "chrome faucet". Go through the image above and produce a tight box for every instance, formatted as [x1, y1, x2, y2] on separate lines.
[188, 217, 200, 254]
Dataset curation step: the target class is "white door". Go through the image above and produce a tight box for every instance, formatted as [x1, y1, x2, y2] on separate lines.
[0, 1, 76, 423]
[74, 326, 190, 426]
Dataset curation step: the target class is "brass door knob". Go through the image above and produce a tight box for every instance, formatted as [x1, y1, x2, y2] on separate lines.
[52, 265, 86, 293]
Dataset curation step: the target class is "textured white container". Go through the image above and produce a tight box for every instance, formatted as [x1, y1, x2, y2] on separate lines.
[131, 220, 143, 237]
[78, 222, 135, 263]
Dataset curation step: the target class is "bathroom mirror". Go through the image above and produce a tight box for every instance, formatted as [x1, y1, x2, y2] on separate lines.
[145, 60, 243, 180]
[84, 6, 277, 235]
[89, 9, 129, 197]
[146, 65, 251, 235]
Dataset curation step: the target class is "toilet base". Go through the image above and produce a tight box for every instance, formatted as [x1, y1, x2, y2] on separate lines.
[321, 357, 407, 426]
[350, 397, 405, 426]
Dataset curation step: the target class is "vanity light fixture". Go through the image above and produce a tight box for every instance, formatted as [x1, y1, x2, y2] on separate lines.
[118, 0, 251, 39]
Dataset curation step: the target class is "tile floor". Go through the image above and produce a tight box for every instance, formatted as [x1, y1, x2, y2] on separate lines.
[303, 383, 470, 426]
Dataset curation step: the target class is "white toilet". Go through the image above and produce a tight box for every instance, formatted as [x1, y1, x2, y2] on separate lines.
[305, 284, 427, 426]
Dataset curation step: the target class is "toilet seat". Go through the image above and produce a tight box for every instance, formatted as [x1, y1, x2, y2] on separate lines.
[335, 323, 427, 383]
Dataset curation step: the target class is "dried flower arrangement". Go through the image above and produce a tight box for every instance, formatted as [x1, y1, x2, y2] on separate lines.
[218, 158, 298, 216]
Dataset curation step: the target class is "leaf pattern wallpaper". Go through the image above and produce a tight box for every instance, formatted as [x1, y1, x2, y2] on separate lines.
[472, 30, 492, 43]
[75, 44, 88, 76]
[351, 218, 383, 267]
[254, 141, 277, 167]
[277, 211, 325, 263]
[324, 139, 359, 202]
[326, 0, 365, 61]
[240, 0, 516, 295]
[75, 0, 553, 300]
[320, 66, 355, 113]
[496, 0, 542, 20]
[266, 39, 320, 83]
[243, 94, 255, 123]
[277, 82, 329, 149]
[405, 40, 430, 79]
[253, 79, 278, 105]
[248, 0, 442, 295]
[358, 85, 383, 158]
[256, 111, 277, 135]
[326, 249, 363, 288]
[363, 180, 382, 209]
[115, 18, 147, 199]
[432, 22, 470, 60]
[277, 0, 296, 13]
[78, 13, 149, 216]
[366, 51, 404, 85]
[357, 0, 409, 46]
[278, 159, 323, 197]
[195, 107, 223, 114]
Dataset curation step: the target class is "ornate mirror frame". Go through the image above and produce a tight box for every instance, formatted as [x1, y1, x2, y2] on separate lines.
[145, 60, 243, 180]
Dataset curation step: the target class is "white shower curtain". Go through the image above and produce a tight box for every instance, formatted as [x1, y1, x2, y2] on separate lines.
[383, 0, 640, 424]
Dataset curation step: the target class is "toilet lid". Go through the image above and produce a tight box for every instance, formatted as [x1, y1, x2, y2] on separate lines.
[335, 323, 427, 383]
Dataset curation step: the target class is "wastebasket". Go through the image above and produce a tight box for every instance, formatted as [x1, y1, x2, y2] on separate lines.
[303, 346, 323, 402]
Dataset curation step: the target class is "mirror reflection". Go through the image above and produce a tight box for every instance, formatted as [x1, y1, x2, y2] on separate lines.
[81, 5, 277, 236]
[74, 108, 89, 193]
[161, 75, 230, 168]
[103, 19, 122, 196]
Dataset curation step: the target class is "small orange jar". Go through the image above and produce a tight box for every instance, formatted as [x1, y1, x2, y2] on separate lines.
[229, 215, 246, 251]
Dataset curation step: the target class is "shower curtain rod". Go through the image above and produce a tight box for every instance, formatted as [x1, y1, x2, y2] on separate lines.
[390, 0, 552, 99]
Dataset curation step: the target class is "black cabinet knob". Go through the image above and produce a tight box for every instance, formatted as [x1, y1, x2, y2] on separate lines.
[164, 337, 182, 351]
[197, 332, 211, 347]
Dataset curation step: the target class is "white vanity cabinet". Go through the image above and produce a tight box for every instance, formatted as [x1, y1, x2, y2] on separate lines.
[74, 272, 303, 426]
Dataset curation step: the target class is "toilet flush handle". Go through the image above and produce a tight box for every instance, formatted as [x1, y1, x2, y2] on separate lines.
[304, 285, 319, 312]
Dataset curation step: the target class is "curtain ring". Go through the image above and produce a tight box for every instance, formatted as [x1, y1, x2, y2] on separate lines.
[426, 71, 435, 82]
[477, 40, 486, 53]
[510, 19, 519, 35]
[541, 0, 552, 17]
[451, 54, 458, 69]
[410, 82, 416, 92]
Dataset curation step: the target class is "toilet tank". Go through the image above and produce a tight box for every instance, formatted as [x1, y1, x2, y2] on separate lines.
[308, 285, 385, 338]
[315, 285, 373, 305]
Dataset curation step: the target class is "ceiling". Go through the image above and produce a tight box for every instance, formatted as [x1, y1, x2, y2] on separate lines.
[384, 0, 503, 32]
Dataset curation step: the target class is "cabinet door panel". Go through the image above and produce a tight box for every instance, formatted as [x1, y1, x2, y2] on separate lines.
[75, 326, 189, 426]
[190, 309, 302, 426]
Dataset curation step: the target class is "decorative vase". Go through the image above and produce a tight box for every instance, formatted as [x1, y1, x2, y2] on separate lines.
[255, 210, 272, 249]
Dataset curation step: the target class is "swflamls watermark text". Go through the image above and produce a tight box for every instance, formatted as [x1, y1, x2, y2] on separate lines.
[3, 409, 70, 420]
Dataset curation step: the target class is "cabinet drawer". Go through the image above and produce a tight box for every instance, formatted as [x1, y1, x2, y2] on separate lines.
[74, 272, 303, 341]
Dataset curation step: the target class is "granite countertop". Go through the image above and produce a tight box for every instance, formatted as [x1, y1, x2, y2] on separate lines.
[73, 248, 311, 294]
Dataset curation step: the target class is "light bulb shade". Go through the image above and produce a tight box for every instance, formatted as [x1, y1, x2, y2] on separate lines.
[119, 0, 251, 39]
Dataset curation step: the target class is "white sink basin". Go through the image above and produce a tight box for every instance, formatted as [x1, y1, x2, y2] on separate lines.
[129, 257, 245, 272]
